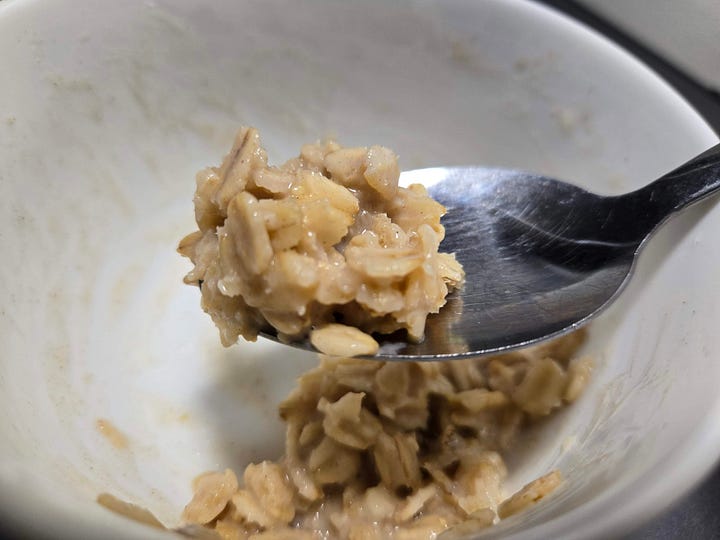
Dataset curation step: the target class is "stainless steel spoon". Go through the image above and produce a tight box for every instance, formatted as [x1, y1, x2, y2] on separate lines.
[262, 143, 720, 360]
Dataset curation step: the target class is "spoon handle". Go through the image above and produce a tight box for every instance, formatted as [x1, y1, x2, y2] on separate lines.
[621, 142, 720, 238]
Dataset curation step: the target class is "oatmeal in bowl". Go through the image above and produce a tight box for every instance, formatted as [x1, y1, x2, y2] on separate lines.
[179, 331, 592, 539]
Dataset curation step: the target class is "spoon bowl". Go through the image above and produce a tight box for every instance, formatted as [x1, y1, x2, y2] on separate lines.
[262, 143, 720, 359]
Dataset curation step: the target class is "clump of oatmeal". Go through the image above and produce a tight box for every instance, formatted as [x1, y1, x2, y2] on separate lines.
[178, 127, 464, 356]
[182, 330, 592, 539]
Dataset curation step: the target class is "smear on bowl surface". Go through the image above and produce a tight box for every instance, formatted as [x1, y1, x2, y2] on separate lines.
[96, 418, 129, 450]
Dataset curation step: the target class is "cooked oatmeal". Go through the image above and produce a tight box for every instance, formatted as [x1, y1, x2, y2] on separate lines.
[182, 330, 591, 539]
[178, 128, 464, 356]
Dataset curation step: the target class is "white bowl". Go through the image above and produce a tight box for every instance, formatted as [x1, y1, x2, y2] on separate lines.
[1, 0, 719, 539]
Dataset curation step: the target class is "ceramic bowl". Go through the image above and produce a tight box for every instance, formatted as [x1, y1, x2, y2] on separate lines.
[0, 0, 718, 539]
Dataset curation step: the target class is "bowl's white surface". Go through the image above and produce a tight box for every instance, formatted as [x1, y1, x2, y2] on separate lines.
[0, 1, 718, 539]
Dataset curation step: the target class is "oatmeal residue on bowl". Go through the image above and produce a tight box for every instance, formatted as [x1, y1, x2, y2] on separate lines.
[178, 128, 464, 356]
[182, 330, 592, 539]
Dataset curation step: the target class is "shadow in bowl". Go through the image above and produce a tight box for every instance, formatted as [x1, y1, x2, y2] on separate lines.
[195, 342, 317, 472]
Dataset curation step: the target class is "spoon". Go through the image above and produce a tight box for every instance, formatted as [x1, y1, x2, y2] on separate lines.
[261, 143, 720, 360]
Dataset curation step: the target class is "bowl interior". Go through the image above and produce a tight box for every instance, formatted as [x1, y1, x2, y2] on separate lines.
[0, 0, 718, 539]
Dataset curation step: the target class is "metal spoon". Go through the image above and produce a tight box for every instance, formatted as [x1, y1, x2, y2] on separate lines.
[262, 143, 720, 360]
